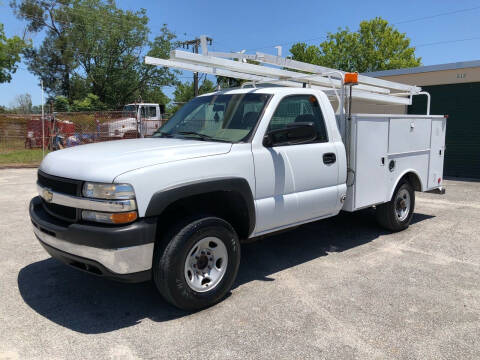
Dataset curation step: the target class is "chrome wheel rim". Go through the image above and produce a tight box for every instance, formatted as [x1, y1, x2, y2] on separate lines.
[184, 237, 228, 293]
[395, 189, 411, 222]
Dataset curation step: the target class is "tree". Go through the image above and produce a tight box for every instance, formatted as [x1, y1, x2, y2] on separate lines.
[11, 93, 32, 113]
[169, 79, 216, 114]
[11, 0, 178, 108]
[71, 93, 106, 111]
[290, 17, 421, 73]
[0, 23, 26, 83]
[141, 88, 170, 106]
[54, 95, 70, 112]
[12, 0, 76, 98]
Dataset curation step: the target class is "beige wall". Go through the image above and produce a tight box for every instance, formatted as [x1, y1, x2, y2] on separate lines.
[377, 67, 480, 87]
[351, 66, 480, 114]
[328, 65, 480, 115]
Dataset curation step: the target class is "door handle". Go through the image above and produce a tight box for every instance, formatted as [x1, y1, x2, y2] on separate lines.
[323, 153, 336, 165]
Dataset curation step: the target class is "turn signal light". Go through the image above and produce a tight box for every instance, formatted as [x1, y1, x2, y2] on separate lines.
[344, 72, 358, 85]
[111, 211, 138, 224]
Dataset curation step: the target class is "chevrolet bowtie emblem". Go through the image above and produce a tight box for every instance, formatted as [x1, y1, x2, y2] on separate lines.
[42, 188, 53, 202]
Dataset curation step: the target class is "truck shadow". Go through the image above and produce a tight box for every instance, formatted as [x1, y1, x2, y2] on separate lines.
[17, 209, 433, 334]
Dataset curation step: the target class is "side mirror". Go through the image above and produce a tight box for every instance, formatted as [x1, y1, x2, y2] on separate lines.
[263, 122, 317, 147]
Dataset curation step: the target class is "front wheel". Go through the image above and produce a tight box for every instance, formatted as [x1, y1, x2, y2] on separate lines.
[376, 181, 415, 232]
[153, 217, 240, 311]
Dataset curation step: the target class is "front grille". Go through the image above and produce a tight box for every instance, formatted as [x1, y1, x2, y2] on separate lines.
[38, 171, 82, 222]
[38, 170, 82, 196]
[43, 202, 78, 222]
[99, 124, 110, 137]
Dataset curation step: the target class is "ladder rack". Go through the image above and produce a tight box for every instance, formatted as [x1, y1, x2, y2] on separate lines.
[144, 35, 425, 112]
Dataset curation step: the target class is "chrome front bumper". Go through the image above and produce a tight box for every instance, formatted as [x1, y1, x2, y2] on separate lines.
[33, 225, 154, 274]
[29, 196, 156, 279]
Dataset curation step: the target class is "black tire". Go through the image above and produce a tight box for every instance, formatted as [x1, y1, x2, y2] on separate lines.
[153, 216, 240, 311]
[376, 181, 415, 232]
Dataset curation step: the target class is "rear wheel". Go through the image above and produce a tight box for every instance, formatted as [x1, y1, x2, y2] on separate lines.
[376, 181, 415, 232]
[153, 216, 240, 311]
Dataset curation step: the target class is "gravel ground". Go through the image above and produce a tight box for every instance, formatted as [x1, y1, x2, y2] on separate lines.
[0, 168, 479, 360]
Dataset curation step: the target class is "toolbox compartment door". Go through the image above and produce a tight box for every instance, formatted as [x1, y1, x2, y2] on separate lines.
[388, 118, 431, 154]
[354, 118, 389, 209]
[428, 117, 447, 189]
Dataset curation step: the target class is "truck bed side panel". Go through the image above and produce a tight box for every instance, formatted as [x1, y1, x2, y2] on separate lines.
[343, 114, 445, 212]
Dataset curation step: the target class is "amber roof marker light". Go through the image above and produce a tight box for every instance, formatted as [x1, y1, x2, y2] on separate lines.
[344, 72, 359, 85]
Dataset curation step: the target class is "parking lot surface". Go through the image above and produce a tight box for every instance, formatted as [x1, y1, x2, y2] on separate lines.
[0, 168, 479, 360]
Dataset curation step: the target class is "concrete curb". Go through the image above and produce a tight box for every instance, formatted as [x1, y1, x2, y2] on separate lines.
[0, 164, 39, 170]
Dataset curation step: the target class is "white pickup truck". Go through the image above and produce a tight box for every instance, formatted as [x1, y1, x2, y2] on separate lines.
[99, 103, 164, 139]
[30, 85, 446, 310]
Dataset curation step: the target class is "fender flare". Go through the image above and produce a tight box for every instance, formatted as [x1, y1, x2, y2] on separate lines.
[144, 177, 256, 236]
[389, 169, 424, 200]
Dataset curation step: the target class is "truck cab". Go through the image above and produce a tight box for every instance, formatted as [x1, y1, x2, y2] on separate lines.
[29, 86, 445, 311]
[100, 103, 163, 139]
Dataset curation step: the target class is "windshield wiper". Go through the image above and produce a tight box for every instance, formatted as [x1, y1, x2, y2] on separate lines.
[177, 131, 212, 140]
[177, 131, 222, 142]
[155, 131, 174, 138]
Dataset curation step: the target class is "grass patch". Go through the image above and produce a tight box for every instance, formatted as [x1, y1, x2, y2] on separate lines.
[0, 149, 46, 165]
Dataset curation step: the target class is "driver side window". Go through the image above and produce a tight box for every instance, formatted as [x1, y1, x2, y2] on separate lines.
[268, 95, 328, 143]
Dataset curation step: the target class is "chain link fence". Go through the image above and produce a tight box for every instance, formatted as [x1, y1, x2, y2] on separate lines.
[0, 111, 169, 158]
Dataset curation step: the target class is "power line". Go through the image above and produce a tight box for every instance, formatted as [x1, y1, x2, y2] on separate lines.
[241, 5, 480, 53]
[416, 36, 480, 48]
[394, 5, 480, 25]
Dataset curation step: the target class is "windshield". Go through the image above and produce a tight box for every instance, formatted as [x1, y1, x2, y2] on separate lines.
[123, 105, 137, 117]
[153, 93, 271, 142]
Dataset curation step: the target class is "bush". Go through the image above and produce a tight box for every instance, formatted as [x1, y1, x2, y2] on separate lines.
[71, 93, 106, 112]
[54, 96, 70, 112]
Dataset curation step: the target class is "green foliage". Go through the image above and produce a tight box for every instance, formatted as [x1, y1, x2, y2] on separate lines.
[290, 17, 421, 72]
[141, 88, 170, 106]
[11, 0, 178, 109]
[54, 95, 70, 112]
[0, 23, 27, 83]
[71, 93, 106, 112]
[169, 79, 216, 114]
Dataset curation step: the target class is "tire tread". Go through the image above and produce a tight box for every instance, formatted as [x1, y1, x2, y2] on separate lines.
[152, 216, 240, 310]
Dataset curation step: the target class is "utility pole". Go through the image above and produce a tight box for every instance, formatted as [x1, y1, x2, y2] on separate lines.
[41, 80, 45, 158]
[181, 36, 213, 96]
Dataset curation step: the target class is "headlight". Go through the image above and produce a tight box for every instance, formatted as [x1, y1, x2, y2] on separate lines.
[82, 210, 138, 224]
[83, 182, 135, 200]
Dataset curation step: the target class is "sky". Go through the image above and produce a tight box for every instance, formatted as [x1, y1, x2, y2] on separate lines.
[1, 0, 480, 106]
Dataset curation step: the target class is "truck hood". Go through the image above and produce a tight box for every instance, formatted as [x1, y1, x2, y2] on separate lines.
[40, 138, 232, 182]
